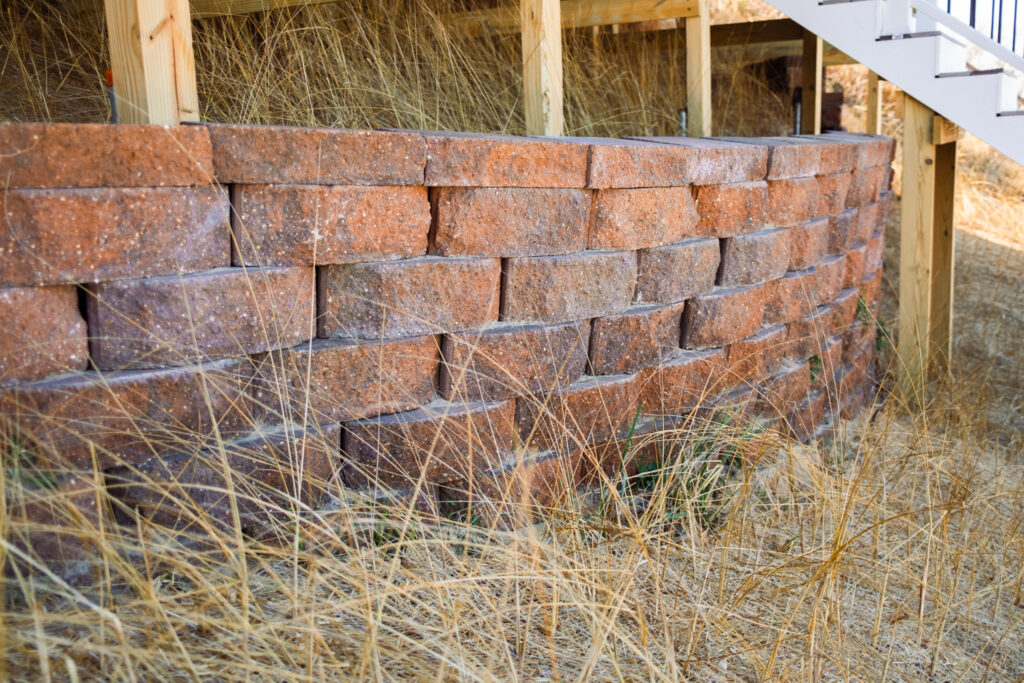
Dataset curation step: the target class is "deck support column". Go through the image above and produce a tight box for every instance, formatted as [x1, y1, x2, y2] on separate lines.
[801, 29, 823, 134]
[685, 0, 711, 137]
[866, 71, 883, 134]
[898, 93, 957, 398]
[521, 0, 564, 136]
[104, 0, 199, 124]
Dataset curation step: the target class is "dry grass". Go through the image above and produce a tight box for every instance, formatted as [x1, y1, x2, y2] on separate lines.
[2, 0, 1024, 679]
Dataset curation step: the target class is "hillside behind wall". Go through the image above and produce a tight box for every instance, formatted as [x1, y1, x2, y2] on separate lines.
[0, 123, 892, 579]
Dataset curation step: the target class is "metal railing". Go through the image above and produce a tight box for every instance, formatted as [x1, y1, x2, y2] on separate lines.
[909, 0, 1024, 69]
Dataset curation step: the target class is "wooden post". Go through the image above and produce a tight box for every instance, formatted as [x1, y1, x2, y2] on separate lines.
[866, 71, 883, 135]
[685, 0, 711, 137]
[104, 0, 199, 125]
[898, 94, 956, 396]
[521, 0, 563, 136]
[801, 30, 823, 135]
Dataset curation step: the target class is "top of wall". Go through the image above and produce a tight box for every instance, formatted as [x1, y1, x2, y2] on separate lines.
[0, 122, 895, 191]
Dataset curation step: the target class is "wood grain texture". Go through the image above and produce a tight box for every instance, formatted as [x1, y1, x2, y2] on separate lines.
[929, 139, 957, 378]
[866, 71, 883, 135]
[522, 0, 564, 136]
[446, 0, 699, 36]
[685, 0, 711, 137]
[190, 0, 338, 16]
[800, 30, 822, 135]
[105, 0, 199, 124]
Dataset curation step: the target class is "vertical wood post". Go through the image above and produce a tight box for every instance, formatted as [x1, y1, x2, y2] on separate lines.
[801, 30, 823, 135]
[104, 0, 199, 125]
[685, 0, 711, 137]
[521, 0, 563, 136]
[898, 94, 956, 397]
[866, 71, 883, 135]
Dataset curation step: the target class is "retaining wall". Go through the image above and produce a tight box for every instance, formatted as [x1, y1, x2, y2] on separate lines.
[0, 122, 892, 576]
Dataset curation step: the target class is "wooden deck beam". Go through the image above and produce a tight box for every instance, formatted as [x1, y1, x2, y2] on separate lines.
[445, 0, 699, 36]
[190, 0, 338, 17]
[685, 0, 711, 136]
[522, 0, 564, 135]
[866, 71, 883, 134]
[800, 30, 822, 135]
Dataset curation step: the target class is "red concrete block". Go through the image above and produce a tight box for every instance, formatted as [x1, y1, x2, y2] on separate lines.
[517, 373, 639, 451]
[234, 185, 429, 266]
[502, 251, 635, 323]
[826, 209, 856, 255]
[590, 187, 699, 250]
[639, 348, 728, 414]
[847, 166, 884, 208]
[4, 474, 106, 586]
[809, 334, 843, 393]
[1, 359, 254, 468]
[755, 360, 811, 417]
[815, 254, 846, 305]
[321, 256, 500, 338]
[831, 287, 859, 335]
[763, 268, 818, 325]
[858, 269, 883, 316]
[684, 285, 767, 348]
[852, 202, 878, 244]
[842, 322, 875, 365]
[435, 187, 589, 256]
[440, 321, 589, 402]
[588, 302, 685, 375]
[693, 181, 769, 237]
[447, 450, 579, 529]
[209, 124, 425, 185]
[252, 335, 439, 425]
[767, 177, 819, 226]
[719, 227, 790, 286]
[821, 132, 894, 169]
[343, 399, 516, 488]
[106, 424, 340, 534]
[88, 266, 314, 370]
[739, 136, 821, 179]
[865, 229, 885, 275]
[725, 324, 787, 383]
[877, 191, 894, 230]
[0, 186, 229, 286]
[789, 218, 830, 270]
[634, 238, 719, 304]
[843, 243, 867, 289]
[0, 285, 87, 385]
[816, 172, 852, 216]
[423, 132, 587, 187]
[785, 390, 826, 443]
[812, 139, 858, 175]
[785, 305, 835, 361]
[0, 122, 213, 189]
[588, 137, 767, 188]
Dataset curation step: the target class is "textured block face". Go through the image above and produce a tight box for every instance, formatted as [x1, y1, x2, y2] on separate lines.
[826, 209, 856, 255]
[640, 348, 727, 414]
[725, 324, 787, 383]
[0, 123, 214, 188]
[503, 251, 636, 323]
[423, 132, 587, 187]
[106, 425, 340, 534]
[843, 243, 868, 289]
[88, 267, 315, 370]
[747, 137, 821, 179]
[252, 336, 440, 425]
[320, 256, 501, 339]
[789, 218, 830, 270]
[817, 173, 852, 217]
[516, 374, 640, 451]
[847, 166, 885, 208]
[719, 227, 791, 286]
[809, 335, 844, 393]
[830, 288, 859, 335]
[694, 181, 769, 237]
[767, 177, 819, 226]
[786, 390, 826, 443]
[634, 238, 720, 305]
[209, 124, 425, 185]
[866, 230, 885, 274]
[234, 185, 430, 265]
[684, 285, 767, 348]
[852, 202, 878, 244]
[587, 138, 767, 188]
[756, 361, 811, 417]
[815, 254, 846, 305]
[434, 187, 590, 257]
[343, 399, 517, 487]
[0, 286, 88, 385]
[786, 305, 835, 360]
[440, 322, 589, 402]
[1, 359, 254, 468]
[763, 269, 818, 325]
[0, 187, 229, 286]
[590, 187, 699, 250]
[588, 303, 685, 376]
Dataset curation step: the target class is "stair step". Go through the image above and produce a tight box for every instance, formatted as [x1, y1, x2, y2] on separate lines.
[996, 110, 1024, 116]
[936, 68, 1012, 78]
